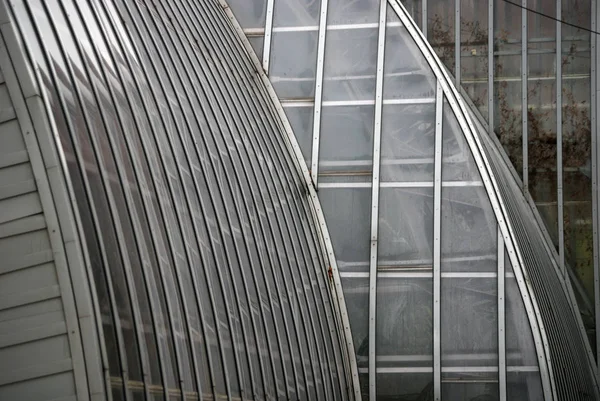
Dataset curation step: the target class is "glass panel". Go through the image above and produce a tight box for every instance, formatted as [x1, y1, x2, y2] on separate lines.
[341, 277, 369, 358]
[493, 0, 523, 178]
[505, 249, 539, 368]
[270, 31, 318, 99]
[319, 105, 374, 177]
[528, 0, 558, 250]
[376, 277, 433, 364]
[442, 101, 480, 182]
[383, 21, 436, 100]
[562, 0, 594, 353]
[441, 278, 498, 367]
[460, 0, 489, 118]
[505, 249, 544, 400]
[507, 371, 544, 401]
[428, 0, 456, 74]
[380, 103, 436, 182]
[441, 187, 497, 270]
[283, 106, 314, 165]
[327, 0, 379, 25]
[226, 0, 267, 29]
[273, 0, 320, 27]
[377, 373, 433, 401]
[320, 187, 371, 272]
[442, 378, 499, 400]
[378, 188, 434, 269]
[248, 35, 264, 60]
[322, 27, 378, 101]
[402, 0, 423, 30]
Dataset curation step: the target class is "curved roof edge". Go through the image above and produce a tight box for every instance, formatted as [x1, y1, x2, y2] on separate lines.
[0, 2, 105, 399]
[219, 1, 363, 399]
[387, 0, 599, 399]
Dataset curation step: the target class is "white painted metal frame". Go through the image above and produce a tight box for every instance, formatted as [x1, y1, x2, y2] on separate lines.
[432, 80, 443, 401]
[262, 0, 274, 72]
[498, 228, 507, 401]
[219, 1, 363, 399]
[310, 0, 329, 186]
[368, 2, 387, 398]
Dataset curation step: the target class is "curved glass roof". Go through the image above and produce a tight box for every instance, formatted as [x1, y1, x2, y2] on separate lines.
[226, 0, 598, 399]
[0, 0, 356, 399]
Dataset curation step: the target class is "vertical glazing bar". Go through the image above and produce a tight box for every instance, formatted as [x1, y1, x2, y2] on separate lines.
[368, 1, 387, 398]
[488, 0, 494, 131]
[498, 228, 507, 401]
[521, 0, 528, 191]
[557, 0, 565, 274]
[422, 0, 427, 37]
[433, 80, 443, 401]
[262, 0, 274, 73]
[593, 0, 600, 375]
[455, 0, 460, 86]
[310, 0, 329, 186]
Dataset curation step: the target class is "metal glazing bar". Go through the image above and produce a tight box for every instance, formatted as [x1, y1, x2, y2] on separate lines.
[455, 0, 460, 86]
[30, 2, 160, 398]
[557, 0, 565, 275]
[310, 0, 329, 186]
[593, 0, 600, 376]
[208, 3, 354, 397]
[488, 0, 494, 131]
[387, 1, 553, 398]
[422, 0, 427, 37]
[262, 0, 274, 72]
[217, 2, 362, 397]
[522, 0, 528, 191]
[433, 80, 443, 401]
[369, 2, 387, 398]
[13, 8, 136, 398]
[498, 228, 507, 401]
[117, 2, 238, 397]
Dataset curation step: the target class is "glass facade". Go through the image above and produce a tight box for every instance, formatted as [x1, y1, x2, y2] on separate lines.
[229, 0, 598, 400]
[424, 0, 596, 354]
[2, 0, 599, 400]
[1, 0, 354, 399]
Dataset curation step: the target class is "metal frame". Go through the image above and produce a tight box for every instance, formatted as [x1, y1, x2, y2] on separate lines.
[488, 0, 494, 132]
[432, 80, 443, 401]
[0, 6, 105, 400]
[199, 2, 346, 396]
[498, 228, 507, 401]
[593, 0, 600, 379]
[262, 0, 274, 72]
[368, 2, 387, 398]
[19, 2, 153, 400]
[422, 0, 427, 38]
[220, 1, 363, 399]
[310, 0, 329, 186]
[521, 0, 528, 191]
[386, 1, 555, 399]
[556, 0, 565, 275]
[455, 0, 460, 86]
[458, 36, 600, 386]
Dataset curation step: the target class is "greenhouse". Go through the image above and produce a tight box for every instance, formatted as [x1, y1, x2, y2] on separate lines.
[0, 0, 598, 400]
